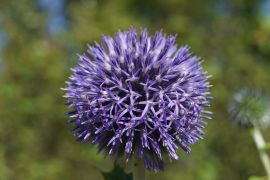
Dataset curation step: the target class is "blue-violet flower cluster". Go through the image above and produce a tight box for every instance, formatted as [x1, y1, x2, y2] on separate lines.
[63, 29, 212, 171]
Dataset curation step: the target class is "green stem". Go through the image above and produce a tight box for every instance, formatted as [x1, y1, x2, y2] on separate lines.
[251, 127, 270, 180]
[133, 157, 145, 180]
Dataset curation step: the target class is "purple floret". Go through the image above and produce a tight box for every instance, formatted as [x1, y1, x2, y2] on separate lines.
[63, 28, 212, 172]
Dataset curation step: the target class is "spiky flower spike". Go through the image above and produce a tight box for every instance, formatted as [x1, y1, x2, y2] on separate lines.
[229, 88, 270, 129]
[63, 29, 212, 172]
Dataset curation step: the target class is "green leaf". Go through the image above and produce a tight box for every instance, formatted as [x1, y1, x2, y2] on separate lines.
[101, 163, 132, 180]
[264, 142, 270, 150]
[249, 175, 267, 180]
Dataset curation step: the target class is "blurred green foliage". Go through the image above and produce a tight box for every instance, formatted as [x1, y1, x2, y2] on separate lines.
[0, 0, 270, 179]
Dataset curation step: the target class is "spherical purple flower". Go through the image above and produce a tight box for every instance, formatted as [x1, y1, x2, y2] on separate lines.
[63, 28, 212, 172]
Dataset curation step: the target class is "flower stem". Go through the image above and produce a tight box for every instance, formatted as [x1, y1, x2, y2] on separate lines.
[251, 127, 270, 180]
[133, 157, 145, 180]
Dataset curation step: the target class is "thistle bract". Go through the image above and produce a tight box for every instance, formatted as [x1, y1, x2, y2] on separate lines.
[229, 88, 270, 129]
[63, 29, 212, 171]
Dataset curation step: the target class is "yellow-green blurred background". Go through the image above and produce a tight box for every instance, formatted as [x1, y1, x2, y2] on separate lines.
[1, 0, 270, 179]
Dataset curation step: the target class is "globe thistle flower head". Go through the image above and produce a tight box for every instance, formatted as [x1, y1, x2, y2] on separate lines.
[229, 88, 270, 129]
[63, 28, 212, 172]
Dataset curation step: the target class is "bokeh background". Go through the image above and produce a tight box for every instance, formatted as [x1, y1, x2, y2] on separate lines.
[1, 0, 270, 179]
